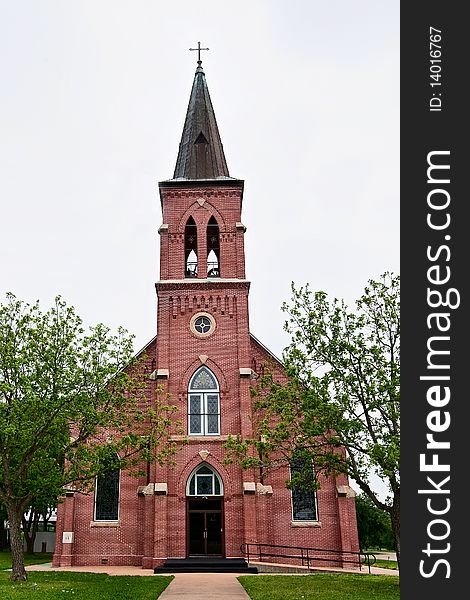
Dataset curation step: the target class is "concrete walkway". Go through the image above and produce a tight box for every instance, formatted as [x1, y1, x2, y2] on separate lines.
[27, 561, 398, 577]
[26, 563, 156, 576]
[25, 563, 399, 599]
[158, 573, 250, 599]
[26, 565, 251, 599]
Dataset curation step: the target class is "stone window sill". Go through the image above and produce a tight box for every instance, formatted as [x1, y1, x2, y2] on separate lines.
[291, 521, 322, 528]
[90, 521, 120, 528]
[170, 435, 229, 442]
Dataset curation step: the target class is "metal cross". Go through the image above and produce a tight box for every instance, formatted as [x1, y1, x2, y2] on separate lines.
[189, 41, 209, 64]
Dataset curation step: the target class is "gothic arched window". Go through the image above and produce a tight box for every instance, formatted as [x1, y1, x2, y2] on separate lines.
[206, 216, 220, 277]
[186, 464, 224, 496]
[188, 366, 220, 435]
[94, 462, 120, 521]
[185, 216, 198, 278]
[290, 456, 318, 522]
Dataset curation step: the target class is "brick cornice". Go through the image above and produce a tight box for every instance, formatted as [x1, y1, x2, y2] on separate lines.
[155, 279, 250, 293]
[159, 179, 244, 191]
[158, 179, 244, 207]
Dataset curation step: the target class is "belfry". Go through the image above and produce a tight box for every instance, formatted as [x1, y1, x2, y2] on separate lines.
[53, 53, 359, 570]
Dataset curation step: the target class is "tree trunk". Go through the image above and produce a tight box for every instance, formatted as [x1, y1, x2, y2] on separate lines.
[6, 504, 27, 581]
[22, 511, 40, 555]
[24, 528, 36, 555]
[42, 511, 50, 532]
[389, 491, 400, 568]
[0, 512, 7, 550]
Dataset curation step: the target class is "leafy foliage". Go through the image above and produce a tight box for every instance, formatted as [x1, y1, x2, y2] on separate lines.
[0, 293, 181, 580]
[22, 501, 56, 555]
[355, 493, 395, 551]
[225, 273, 400, 560]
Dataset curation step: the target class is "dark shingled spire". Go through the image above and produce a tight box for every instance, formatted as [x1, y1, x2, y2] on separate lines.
[173, 64, 230, 180]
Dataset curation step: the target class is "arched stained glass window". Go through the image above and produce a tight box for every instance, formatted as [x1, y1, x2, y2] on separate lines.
[290, 457, 318, 522]
[190, 367, 217, 390]
[187, 464, 223, 496]
[94, 463, 120, 521]
[188, 367, 220, 435]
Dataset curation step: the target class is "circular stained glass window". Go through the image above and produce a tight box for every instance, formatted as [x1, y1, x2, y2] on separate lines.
[194, 316, 211, 334]
[190, 312, 216, 338]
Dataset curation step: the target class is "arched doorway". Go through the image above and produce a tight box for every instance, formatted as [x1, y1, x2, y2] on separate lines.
[186, 464, 224, 557]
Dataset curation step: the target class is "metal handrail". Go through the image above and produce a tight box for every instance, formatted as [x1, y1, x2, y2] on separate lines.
[240, 542, 376, 574]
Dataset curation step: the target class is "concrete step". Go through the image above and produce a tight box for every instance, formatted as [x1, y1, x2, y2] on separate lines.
[154, 558, 258, 574]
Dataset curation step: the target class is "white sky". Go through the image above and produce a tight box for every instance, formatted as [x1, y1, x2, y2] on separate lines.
[0, 1, 399, 501]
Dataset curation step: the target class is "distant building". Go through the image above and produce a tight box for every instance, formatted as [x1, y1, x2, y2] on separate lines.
[53, 57, 359, 569]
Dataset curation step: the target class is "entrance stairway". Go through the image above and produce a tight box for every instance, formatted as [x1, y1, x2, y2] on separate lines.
[154, 557, 258, 574]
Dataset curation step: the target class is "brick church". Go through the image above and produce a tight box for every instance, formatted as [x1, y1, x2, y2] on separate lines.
[53, 55, 359, 570]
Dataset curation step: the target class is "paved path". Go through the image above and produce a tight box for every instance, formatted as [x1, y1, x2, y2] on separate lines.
[27, 566, 250, 599]
[158, 573, 250, 599]
[26, 564, 156, 576]
[26, 566, 251, 598]
[27, 561, 398, 577]
[374, 551, 397, 561]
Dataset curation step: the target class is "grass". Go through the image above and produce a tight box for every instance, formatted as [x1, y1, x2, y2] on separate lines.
[374, 559, 398, 570]
[0, 571, 173, 600]
[238, 573, 400, 600]
[0, 552, 53, 571]
[360, 549, 398, 571]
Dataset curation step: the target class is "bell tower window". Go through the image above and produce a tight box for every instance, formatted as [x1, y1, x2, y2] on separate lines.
[207, 216, 220, 277]
[185, 217, 198, 278]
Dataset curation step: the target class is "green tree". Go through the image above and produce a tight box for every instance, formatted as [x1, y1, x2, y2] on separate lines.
[225, 273, 400, 564]
[0, 293, 180, 581]
[22, 499, 57, 555]
[355, 493, 395, 551]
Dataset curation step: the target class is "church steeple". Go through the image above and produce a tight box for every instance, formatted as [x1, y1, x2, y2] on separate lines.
[173, 60, 230, 180]
[158, 56, 245, 281]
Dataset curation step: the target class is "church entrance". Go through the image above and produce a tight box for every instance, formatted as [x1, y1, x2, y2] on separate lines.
[187, 498, 224, 556]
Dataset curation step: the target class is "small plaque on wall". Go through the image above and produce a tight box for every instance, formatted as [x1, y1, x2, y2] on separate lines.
[62, 532, 73, 544]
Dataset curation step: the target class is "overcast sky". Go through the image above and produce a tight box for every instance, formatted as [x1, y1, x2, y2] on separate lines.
[0, 1, 399, 499]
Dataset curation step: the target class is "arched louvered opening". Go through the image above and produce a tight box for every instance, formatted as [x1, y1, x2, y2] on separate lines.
[185, 216, 198, 278]
[193, 130, 209, 179]
[207, 216, 220, 277]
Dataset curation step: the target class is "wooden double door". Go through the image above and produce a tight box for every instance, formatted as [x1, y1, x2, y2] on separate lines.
[187, 498, 224, 556]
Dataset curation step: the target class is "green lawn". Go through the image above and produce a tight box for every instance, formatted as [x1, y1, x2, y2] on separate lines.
[0, 553, 53, 571]
[374, 559, 398, 570]
[238, 573, 400, 600]
[0, 571, 173, 600]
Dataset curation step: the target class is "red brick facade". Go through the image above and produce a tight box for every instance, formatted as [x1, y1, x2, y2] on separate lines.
[53, 65, 359, 570]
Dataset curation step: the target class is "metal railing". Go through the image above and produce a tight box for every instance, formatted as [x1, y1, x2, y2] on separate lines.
[240, 542, 376, 574]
